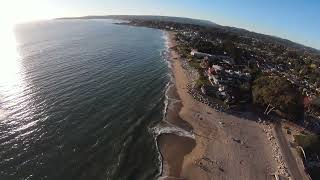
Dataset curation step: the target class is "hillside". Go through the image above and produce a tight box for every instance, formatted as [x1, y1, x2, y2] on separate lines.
[57, 15, 319, 54]
[58, 15, 218, 28]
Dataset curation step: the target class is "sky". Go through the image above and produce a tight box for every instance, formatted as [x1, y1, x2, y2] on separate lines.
[2, 0, 320, 49]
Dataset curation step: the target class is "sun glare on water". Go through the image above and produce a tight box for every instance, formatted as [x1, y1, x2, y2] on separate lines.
[0, 0, 58, 122]
[0, 1, 25, 89]
[0, 18, 25, 122]
[0, 0, 54, 93]
[0, 22, 23, 90]
[0, 2, 27, 121]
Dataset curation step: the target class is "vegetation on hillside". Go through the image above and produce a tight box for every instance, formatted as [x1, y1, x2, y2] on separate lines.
[252, 76, 304, 120]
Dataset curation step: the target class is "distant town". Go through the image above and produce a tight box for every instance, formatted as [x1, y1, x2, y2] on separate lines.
[116, 17, 320, 179]
[121, 19, 320, 119]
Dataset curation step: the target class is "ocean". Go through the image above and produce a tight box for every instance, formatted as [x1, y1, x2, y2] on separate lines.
[0, 19, 169, 180]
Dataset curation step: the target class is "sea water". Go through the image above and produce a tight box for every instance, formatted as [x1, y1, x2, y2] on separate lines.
[0, 19, 169, 180]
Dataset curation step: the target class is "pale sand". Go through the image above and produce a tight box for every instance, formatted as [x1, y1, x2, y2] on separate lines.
[158, 31, 291, 180]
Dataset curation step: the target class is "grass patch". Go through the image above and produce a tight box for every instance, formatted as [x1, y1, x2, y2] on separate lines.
[195, 77, 211, 89]
[294, 134, 320, 180]
[176, 45, 190, 58]
[189, 61, 202, 70]
[294, 134, 320, 154]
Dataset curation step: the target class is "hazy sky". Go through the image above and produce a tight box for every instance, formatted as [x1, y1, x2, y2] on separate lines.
[3, 0, 320, 49]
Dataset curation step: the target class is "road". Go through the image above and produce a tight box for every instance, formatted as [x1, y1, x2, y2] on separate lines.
[274, 123, 306, 180]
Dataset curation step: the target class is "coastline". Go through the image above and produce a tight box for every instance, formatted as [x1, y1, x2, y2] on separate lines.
[156, 31, 303, 180]
[155, 31, 196, 179]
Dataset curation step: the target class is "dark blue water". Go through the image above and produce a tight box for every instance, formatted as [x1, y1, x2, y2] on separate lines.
[0, 20, 169, 180]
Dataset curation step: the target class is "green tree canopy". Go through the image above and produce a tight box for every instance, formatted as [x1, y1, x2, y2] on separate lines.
[252, 75, 303, 120]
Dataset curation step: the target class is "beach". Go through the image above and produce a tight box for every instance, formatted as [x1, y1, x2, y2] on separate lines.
[157, 31, 289, 180]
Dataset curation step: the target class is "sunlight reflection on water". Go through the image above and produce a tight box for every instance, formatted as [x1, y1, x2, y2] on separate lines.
[0, 24, 23, 124]
[0, 24, 35, 127]
[0, 24, 23, 98]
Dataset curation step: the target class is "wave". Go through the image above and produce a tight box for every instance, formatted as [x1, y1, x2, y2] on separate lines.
[152, 125, 195, 139]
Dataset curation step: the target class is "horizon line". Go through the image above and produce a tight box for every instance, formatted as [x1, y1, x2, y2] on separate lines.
[19, 14, 320, 51]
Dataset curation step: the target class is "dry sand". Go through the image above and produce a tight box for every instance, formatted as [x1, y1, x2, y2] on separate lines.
[157, 32, 296, 180]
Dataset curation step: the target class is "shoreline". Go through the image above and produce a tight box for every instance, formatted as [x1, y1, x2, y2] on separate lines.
[155, 31, 196, 179]
[156, 31, 307, 180]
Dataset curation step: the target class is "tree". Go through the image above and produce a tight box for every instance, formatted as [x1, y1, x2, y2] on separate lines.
[192, 40, 216, 54]
[222, 40, 244, 64]
[252, 75, 303, 120]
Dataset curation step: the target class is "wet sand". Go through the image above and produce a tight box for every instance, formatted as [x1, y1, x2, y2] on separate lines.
[157, 31, 288, 180]
[157, 77, 196, 178]
[158, 134, 196, 179]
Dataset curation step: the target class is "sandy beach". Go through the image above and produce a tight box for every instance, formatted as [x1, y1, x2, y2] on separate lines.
[157, 31, 305, 180]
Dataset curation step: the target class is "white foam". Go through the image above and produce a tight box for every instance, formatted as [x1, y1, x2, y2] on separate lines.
[152, 125, 195, 139]
[161, 31, 170, 50]
[162, 82, 171, 121]
[153, 31, 195, 179]
[150, 124, 195, 179]
[153, 31, 172, 179]
[160, 31, 172, 70]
